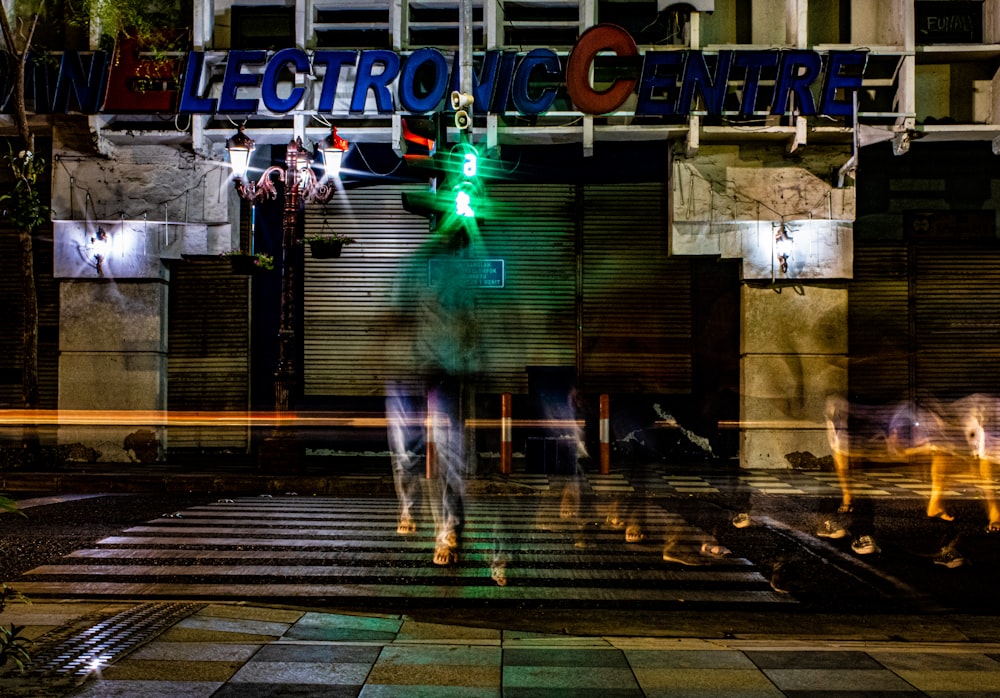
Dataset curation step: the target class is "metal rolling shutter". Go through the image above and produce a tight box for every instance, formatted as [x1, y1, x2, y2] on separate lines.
[303, 184, 578, 396]
[167, 256, 251, 449]
[34, 232, 58, 408]
[477, 184, 577, 393]
[0, 226, 22, 407]
[582, 183, 689, 394]
[0, 224, 58, 410]
[848, 243, 910, 403]
[303, 182, 689, 397]
[913, 243, 1000, 401]
[303, 185, 431, 396]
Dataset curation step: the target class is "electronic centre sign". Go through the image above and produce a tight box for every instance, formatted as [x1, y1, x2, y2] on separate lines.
[7, 24, 867, 118]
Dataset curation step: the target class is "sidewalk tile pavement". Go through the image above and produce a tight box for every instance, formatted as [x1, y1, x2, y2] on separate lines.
[2, 603, 997, 697]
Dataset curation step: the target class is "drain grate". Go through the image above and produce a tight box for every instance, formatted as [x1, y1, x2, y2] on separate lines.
[25, 601, 205, 679]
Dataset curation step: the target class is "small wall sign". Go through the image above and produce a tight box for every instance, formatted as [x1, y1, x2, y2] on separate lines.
[428, 258, 505, 288]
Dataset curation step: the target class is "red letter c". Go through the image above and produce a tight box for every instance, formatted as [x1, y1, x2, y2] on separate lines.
[566, 24, 638, 115]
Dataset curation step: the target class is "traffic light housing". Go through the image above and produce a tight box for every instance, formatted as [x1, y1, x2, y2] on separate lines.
[401, 140, 489, 224]
[451, 143, 481, 218]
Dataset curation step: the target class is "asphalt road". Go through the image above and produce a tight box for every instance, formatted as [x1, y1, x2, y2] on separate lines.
[2, 490, 998, 621]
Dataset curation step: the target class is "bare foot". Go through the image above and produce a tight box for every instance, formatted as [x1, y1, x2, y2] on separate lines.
[625, 525, 645, 543]
[396, 516, 416, 535]
[433, 545, 458, 566]
[700, 542, 731, 558]
[987, 519, 1000, 533]
[433, 531, 458, 566]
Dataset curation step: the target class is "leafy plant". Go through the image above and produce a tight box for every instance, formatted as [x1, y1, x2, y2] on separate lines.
[71, 0, 189, 52]
[0, 623, 31, 674]
[0, 493, 25, 516]
[220, 249, 274, 271]
[303, 232, 357, 245]
[0, 147, 50, 234]
[0, 584, 29, 614]
[0, 584, 31, 674]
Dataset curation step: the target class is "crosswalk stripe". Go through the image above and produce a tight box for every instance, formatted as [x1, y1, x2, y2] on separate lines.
[16, 497, 793, 607]
[64, 548, 750, 569]
[10, 581, 788, 603]
[26, 565, 766, 583]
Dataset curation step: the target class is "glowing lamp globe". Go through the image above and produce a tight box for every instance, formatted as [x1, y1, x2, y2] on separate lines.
[226, 126, 256, 180]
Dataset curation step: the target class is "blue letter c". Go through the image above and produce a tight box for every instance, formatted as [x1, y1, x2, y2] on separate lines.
[261, 48, 309, 113]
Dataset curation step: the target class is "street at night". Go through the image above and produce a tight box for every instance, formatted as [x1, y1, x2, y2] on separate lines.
[4, 461, 1000, 617]
[9, 0, 1000, 694]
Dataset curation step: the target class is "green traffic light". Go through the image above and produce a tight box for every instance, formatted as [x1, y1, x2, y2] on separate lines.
[463, 151, 478, 178]
[401, 142, 493, 223]
[453, 182, 476, 218]
[452, 145, 480, 217]
[455, 190, 474, 217]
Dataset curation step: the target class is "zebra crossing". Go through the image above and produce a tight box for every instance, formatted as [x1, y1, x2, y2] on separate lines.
[487, 462, 1000, 499]
[13, 496, 792, 607]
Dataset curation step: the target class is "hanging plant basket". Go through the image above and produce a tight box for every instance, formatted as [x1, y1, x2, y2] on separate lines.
[308, 238, 344, 259]
[229, 255, 258, 274]
[222, 251, 274, 274]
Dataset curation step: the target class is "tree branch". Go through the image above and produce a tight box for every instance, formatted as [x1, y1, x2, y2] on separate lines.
[0, 6, 43, 151]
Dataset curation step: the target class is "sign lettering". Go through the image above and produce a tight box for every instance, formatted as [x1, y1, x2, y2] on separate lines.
[3, 24, 870, 119]
[428, 258, 505, 288]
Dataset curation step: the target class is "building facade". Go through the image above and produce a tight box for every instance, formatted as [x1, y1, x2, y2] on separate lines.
[5, 0, 999, 468]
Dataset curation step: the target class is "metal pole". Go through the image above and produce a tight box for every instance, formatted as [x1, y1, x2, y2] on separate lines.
[460, 0, 473, 138]
[426, 392, 438, 479]
[274, 140, 302, 413]
[501, 392, 512, 475]
[600, 393, 610, 474]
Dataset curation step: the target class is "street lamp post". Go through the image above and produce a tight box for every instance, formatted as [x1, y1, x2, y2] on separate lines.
[226, 125, 348, 460]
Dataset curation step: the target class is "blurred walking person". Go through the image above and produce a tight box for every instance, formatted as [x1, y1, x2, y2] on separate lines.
[386, 213, 486, 566]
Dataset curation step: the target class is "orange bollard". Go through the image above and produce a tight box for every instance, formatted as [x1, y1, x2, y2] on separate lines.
[599, 393, 610, 475]
[500, 392, 512, 475]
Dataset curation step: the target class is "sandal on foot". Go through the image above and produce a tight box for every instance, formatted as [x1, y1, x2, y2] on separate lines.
[396, 516, 416, 535]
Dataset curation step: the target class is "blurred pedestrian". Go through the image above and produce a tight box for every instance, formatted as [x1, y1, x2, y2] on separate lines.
[959, 394, 1000, 532]
[819, 395, 890, 556]
[386, 216, 485, 566]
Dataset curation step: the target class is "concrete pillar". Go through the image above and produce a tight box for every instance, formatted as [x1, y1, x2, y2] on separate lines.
[671, 144, 856, 469]
[740, 283, 847, 469]
[49, 126, 233, 463]
[58, 280, 168, 462]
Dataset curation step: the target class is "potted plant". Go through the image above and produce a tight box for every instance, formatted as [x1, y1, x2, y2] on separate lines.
[303, 232, 356, 259]
[220, 249, 274, 274]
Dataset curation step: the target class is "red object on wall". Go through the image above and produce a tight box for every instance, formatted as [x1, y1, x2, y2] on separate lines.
[103, 37, 182, 113]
